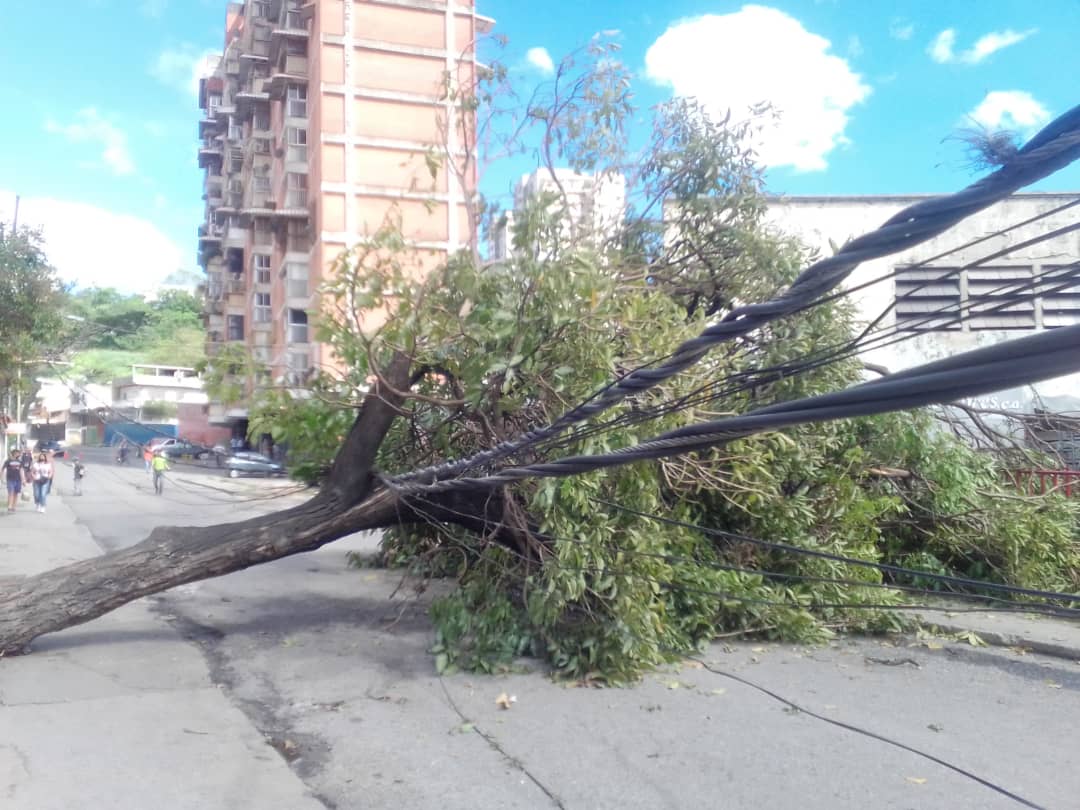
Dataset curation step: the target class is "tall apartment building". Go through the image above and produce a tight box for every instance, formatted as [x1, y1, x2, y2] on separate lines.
[197, 0, 491, 429]
[489, 169, 627, 260]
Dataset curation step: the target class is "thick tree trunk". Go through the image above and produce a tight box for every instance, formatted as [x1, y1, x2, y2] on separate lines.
[1, 488, 395, 655]
[0, 479, 527, 656]
[0, 350, 539, 656]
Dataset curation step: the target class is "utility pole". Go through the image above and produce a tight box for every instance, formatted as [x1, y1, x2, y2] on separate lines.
[12, 193, 20, 231]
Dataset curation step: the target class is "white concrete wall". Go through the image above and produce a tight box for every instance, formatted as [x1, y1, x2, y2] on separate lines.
[764, 193, 1080, 413]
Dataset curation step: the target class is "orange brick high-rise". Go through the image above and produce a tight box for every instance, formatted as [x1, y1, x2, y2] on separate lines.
[197, 0, 490, 430]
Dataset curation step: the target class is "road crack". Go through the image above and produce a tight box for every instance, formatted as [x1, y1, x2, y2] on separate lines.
[439, 678, 567, 809]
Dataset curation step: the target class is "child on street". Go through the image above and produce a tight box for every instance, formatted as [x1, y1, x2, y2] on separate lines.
[73, 456, 86, 496]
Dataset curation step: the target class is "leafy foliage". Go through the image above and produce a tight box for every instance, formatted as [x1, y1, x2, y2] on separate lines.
[0, 227, 70, 414]
[67, 288, 206, 381]
[249, 44, 1080, 682]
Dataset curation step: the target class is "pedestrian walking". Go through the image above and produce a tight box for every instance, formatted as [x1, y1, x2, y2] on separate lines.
[19, 446, 32, 482]
[3, 449, 24, 513]
[31, 452, 54, 513]
[143, 445, 153, 474]
[73, 456, 86, 496]
[151, 450, 170, 495]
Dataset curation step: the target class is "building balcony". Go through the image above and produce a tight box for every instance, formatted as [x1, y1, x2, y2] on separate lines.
[198, 116, 222, 138]
[198, 223, 223, 244]
[198, 141, 224, 169]
[240, 39, 272, 60]
[204, 300, 225, 316]
[269, 66, 308, 98]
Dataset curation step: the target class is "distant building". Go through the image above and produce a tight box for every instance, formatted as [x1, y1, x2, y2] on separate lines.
[197, 0, 491, 435]
[490, 169, 626, 260]
[111, 365, 208, 416]
[764, 192, 1080, 417]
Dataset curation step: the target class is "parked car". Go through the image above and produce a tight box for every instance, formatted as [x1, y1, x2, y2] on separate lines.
[158, 439, 212, 460]
[35, 440, 67, 459]
[223, 451, 285, 478]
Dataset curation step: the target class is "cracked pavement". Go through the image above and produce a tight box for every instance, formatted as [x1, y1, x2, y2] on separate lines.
[2, 454, 1079, 809]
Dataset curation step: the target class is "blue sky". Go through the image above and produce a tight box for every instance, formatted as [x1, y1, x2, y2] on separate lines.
[0, 0, 1076, 293]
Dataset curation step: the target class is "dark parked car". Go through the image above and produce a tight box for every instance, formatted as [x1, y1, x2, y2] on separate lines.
[223, 451, 285, 478]
[35, 440, 67, 459]
[159, 440, 212, 460]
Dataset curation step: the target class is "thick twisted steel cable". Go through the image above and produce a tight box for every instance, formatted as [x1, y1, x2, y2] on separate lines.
[389, 322, 1080, 493]
[392, 104, 1080, 487]
[530, 258, 1080, 455]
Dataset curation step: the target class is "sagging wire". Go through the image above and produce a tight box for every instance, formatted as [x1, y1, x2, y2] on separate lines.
[399, 497, 1049, 808]
[526, 257, 1080, 458]
[401, 492, 1080, 617]
[388, 322, 1080, 494]
[391, 107, 1080, 488]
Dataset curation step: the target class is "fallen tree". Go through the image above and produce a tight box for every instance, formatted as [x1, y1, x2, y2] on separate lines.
[4, 59, 1080, 671]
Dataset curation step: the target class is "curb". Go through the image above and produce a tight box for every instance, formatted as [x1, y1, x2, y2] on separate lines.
[922, 620, 1080, 663]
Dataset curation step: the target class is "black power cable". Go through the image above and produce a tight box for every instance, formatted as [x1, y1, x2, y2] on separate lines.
[393, 105, 1080, 487]
[391, 322, 1080, 493]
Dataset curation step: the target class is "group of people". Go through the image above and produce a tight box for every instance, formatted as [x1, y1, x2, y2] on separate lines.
[2, 446, 80, 514]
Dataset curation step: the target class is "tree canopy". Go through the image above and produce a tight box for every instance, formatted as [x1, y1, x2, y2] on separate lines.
[232, 47, 1080, 681]
[66, 287, 205, 381]
[0, 227, 69, 420]
[5, 41, 1077, 676]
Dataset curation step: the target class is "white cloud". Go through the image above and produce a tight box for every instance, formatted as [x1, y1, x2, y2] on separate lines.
[969, 90, 1051, 131]
[150, 43, 219, 97]
[644, 6, 871, 171]
[964, 29, 1036, 63]
[928, 27, 1036, 65]
[928, 29, 957, 63]
[525, 46, 555, 75]
[0, 192, 188, 295]
[889, 19, 914, 41]
[44, 108, 135, 176]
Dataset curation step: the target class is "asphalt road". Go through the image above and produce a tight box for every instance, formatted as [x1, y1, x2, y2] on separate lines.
[57, 458, 1080, 810]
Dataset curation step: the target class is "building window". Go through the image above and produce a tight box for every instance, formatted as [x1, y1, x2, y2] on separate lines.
[286, 221, 311, 252]
[286, 127, 307, 162]
[227, 314, 245, 341]
[228, 117, 242, 141]
[288, 351, 309, 372]
[285, 39, 307, 56]
[895, 265, 1054, 332]
[1041, 265, 1080, 328]
[285, 261, 308, 298]
[285, 172, 308, 207]
[253, 253, 271, 285]
[286, 85, 307, 118]
[207, 94, 222, 115]
[230, 147, 244, 173]
[287, 308, 308, 343]
[251, 0, 269, 19]
[966, 267, 1035, 330]
[254, 109, 271, 131]
[253, 292, 272, 322]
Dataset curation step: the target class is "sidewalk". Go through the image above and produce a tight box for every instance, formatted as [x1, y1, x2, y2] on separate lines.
[914, 604, 1080, 661]
[0, 491, 325, 810]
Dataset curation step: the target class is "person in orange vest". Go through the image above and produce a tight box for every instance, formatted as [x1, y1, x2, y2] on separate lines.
[143, 445, 154, 475]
